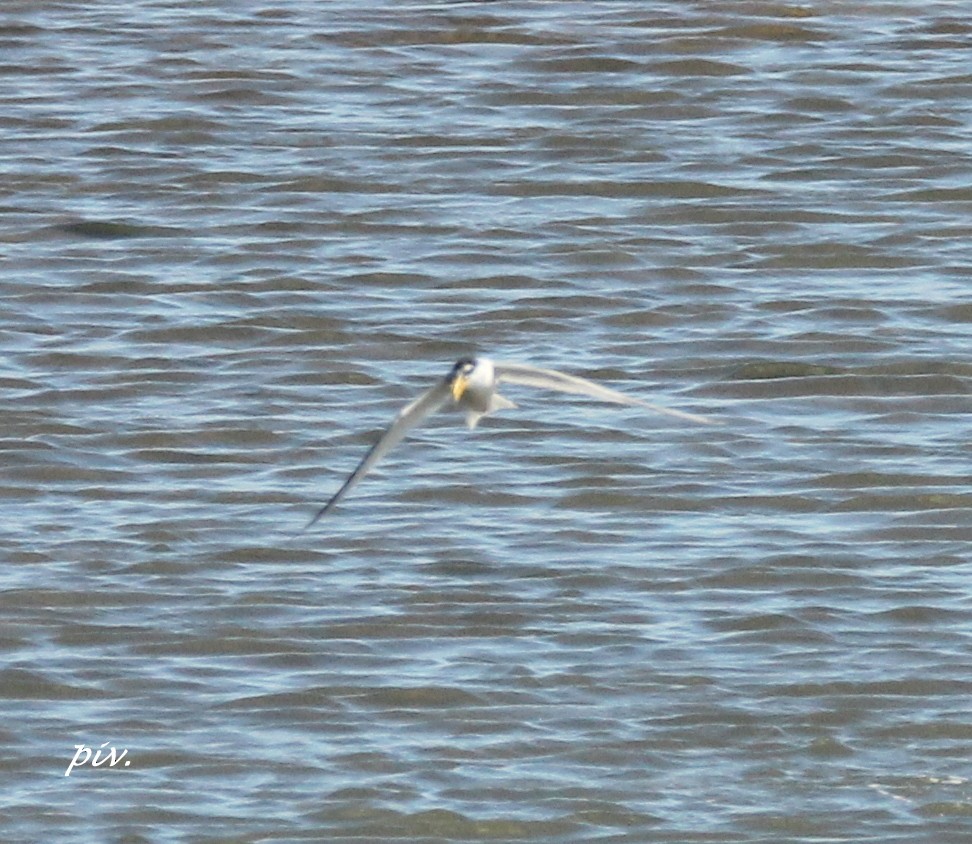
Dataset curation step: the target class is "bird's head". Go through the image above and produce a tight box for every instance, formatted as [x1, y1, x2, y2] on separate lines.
[448, 357, 478, 402]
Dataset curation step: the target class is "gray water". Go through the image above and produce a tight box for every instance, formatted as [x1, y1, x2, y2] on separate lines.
[2, 1, 971, 841]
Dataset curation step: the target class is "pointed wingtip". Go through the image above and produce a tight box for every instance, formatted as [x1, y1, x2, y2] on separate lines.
[631, 397, 717, 426]
[303, 504, 330, 531]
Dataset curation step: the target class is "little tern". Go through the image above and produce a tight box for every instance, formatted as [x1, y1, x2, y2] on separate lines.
[306, 356, 711, 527]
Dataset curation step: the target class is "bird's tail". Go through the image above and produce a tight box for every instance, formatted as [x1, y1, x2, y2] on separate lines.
[464, 393, 516, 429]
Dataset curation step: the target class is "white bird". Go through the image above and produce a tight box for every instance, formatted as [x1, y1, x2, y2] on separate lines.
[306, 356, 712, 527]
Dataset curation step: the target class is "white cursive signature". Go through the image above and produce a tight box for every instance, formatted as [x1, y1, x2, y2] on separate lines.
[64, 741, 131, 776]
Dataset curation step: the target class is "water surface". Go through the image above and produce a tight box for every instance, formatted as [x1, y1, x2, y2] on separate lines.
[1, 2, 970, 841]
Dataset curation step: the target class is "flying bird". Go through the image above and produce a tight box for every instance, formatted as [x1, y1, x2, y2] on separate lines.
[306, 356, 711, 527]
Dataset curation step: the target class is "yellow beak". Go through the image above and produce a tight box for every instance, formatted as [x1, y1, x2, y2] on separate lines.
[451, 373, 468, 402]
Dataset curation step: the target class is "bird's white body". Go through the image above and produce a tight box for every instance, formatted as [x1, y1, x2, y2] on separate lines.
[451, 357, 516, 428]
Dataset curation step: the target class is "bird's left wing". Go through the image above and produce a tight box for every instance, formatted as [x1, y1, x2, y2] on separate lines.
[305, 377, 452, 527]
[493, 361, 713, 424]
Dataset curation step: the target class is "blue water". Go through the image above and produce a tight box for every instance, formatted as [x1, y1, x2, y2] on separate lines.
[1, 2, 970, 841]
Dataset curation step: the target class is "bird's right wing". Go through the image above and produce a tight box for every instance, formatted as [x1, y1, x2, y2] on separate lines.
[305, 378, 452, 527]
[493, 361, 713, 424]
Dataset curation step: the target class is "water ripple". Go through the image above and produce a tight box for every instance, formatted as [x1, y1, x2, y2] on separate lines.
[1, 1, 970, 841]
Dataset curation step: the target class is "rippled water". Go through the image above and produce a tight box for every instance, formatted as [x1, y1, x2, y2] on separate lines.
[2, 2, 971, 841]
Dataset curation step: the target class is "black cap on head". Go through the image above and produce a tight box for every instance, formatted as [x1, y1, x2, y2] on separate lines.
[451, 357, 477, 373]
